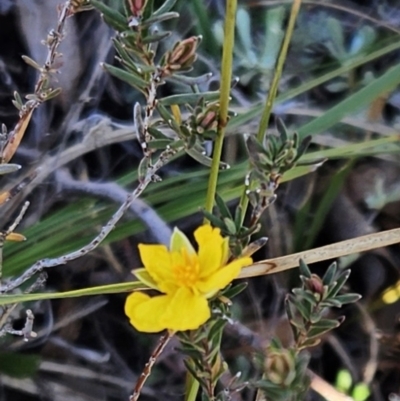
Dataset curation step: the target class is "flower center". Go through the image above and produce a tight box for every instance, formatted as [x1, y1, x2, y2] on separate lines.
[172, 248, 199, 288]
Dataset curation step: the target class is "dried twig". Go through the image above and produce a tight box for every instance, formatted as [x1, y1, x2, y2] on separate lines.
[130, 331, 174, 401]
[2, 0, 77, 163]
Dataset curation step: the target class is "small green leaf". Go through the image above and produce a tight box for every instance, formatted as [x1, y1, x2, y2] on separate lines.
[90, 0, 128, 31]
[333, 293, 362, 305]
[298, 337, 321, 349]
[142, 31, 171, 44]
[102, 13, 128, 31]
[292, 289, 318, 306]
[167, 72, 213, 86]
[186, 147, 229, 169]
[141, 11, 179, 28]
[307, 318, 341, 339]
[299, 259, 312, 278]
[223, 218, 237, 235]
[147, 126, 168, 139]
[156, 102, 174, 122]
[148, 139, 173, 149]
[222, 282, 248, 299]
[291, 297, 312, 321]
[152, 0, 178, 17]
[102, 63, 147, 91]
[202, 210, 226, 230]
[138, 157, 149, 182]
[159, 91, 219, 106]
[320, 298, 343, 308]
[327, 269, 351, 298]
[276, 118, 288, 141]
[215, 192, 232, 219]
[209, 319, 227, 344]
[322, 261, 337, 285]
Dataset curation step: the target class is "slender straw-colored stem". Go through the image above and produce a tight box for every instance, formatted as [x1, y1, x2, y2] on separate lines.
[256, 0, 302, 141]
[239, 227, 400, 278]
[238, 0, 302, 226]
[204, 0, 237, 217]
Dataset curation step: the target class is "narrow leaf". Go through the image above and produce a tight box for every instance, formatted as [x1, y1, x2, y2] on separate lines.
[322, 261, 337, 286]
[141, 11, 179, 28]
[90, 0, 128, 31]
[153, 0, 178, 17]
[215, 192, 232, 219]
[159, 91, 220, 106]
[102, 63, 147, 91]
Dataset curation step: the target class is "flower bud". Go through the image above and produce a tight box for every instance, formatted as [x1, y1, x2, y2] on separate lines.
[162, 36, 200, 76]
[128, 0, 148, 17]
[196, 109, 218, 134]
[304, 274, 326, 301]
[265, 349, 296, 386]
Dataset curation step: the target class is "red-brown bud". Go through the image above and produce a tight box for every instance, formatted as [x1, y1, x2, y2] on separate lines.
[304, 274, 325, 296]
[196, 109, 218, 134]
[162, 36, 200, 76]
[128, 0, 148, 17]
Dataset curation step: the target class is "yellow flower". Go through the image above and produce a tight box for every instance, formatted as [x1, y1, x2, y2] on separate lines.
[125, 225, 252, 333]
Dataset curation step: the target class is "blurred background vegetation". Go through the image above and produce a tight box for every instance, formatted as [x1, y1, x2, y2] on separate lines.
[1, 0, 400, 400]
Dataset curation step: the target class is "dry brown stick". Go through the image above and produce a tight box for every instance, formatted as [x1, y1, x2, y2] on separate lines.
[2, 0, 76, 163]
[130, 331, 174, 401]
[239, 228, 400, 278]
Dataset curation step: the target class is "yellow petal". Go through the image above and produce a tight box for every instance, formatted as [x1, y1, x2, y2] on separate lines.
[195, 225, 225, 277]
[138, 244, 176, 291]
[221, 237, 229, 265]
[170, 227, 195, 254]
[196, 257, 252, 294]
[125, 292, 171, 333]
[161, 287, 210, 331]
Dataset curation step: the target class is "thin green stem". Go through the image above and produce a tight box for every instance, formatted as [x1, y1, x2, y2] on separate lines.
[237, 0, 302, 226]
[204, 0, 237, 217]
[257, 0, 301, 141]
